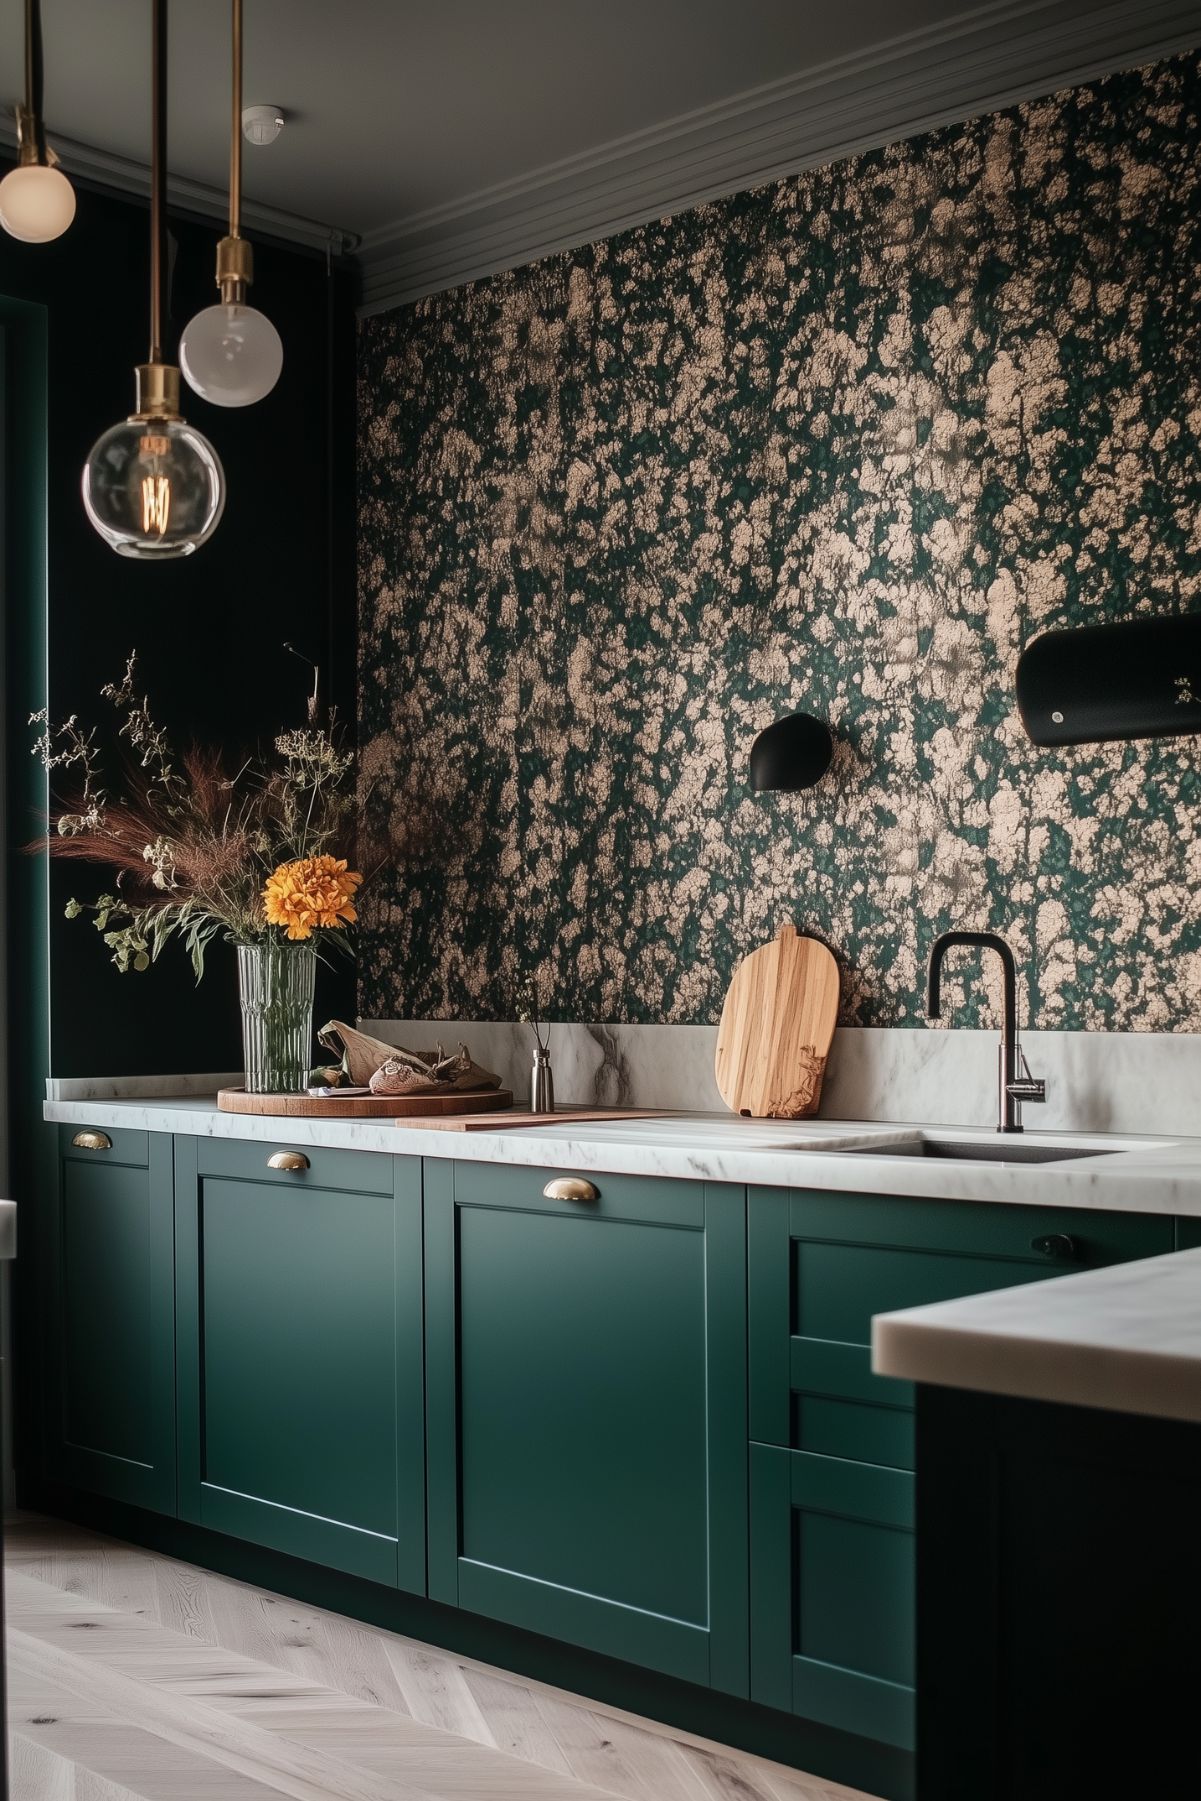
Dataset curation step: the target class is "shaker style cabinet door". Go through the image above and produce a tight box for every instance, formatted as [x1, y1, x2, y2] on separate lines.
[175, 1137, 424, 1590]
[424, 1160, 749, 1695]
[47, 1126, 176, 1513]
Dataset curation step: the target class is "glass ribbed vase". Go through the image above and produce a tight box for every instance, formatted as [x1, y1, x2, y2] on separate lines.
[236, 940, 316, 1094]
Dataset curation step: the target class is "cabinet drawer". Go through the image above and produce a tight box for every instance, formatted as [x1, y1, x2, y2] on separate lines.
[751, 1443, 915, 1751]
[194, 1135, 394, 1196]
[451, 1159, 703, 1228]
[750, 1187, 1174, 1463]
[60, 1123, 149, 1168]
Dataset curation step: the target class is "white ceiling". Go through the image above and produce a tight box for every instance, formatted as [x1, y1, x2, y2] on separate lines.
[4, 0, 1200, 307]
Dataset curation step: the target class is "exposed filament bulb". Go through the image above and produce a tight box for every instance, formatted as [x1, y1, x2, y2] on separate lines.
[139, 433, 173, 535]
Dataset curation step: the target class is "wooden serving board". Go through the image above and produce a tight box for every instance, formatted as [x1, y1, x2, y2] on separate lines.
[217, 1086, 513, 1119]
[393, 1107, 672, 1132]
[715, 923, 840, 1118]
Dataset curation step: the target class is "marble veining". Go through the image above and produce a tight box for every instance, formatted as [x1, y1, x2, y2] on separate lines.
[873, 1246, 1201, 1423]
[361, 1019, 1201, 1137]
[42, 1090, 1201, 1218]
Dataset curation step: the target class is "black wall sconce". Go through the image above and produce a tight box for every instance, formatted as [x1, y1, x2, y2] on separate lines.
[749, 710, 833, 791]
[1016, 612, 1201, 747]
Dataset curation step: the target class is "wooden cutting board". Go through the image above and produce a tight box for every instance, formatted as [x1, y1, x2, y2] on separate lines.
[217, 1087, 514, 1119]
[393, 1107, 672, 1132]
[715, 924, 840, 1118]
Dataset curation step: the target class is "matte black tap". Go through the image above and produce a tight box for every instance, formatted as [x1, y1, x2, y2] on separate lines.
[927, 930, 1046, 1133]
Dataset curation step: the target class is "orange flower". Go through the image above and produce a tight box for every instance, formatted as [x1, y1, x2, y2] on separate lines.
[263, 854, 362, 941]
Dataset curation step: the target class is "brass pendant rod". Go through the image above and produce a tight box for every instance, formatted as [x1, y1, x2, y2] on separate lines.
[230, 0, 243, 238]
[149, 0, 167, 364]
[26, 0, 48, 164]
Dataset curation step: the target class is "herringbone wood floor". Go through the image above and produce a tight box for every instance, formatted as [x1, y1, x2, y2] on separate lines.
[4, 1515, 874, 1801]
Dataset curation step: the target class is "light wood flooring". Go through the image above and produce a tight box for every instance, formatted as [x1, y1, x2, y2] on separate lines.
[4, 1514, 875, 1801]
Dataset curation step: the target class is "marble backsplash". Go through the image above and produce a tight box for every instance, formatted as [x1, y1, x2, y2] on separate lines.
[48, 1023, 1200, 1138]
[357, 1021, 1201, 1138]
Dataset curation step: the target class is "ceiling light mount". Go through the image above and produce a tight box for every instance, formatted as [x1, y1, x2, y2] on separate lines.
[180, 1, 284, 407]
[242, 103, 285, 146]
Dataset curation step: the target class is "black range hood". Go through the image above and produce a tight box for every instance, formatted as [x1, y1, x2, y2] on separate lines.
[1016, 611, 1201, 747]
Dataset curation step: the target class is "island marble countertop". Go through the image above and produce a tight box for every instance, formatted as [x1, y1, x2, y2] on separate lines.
[41, 1087, 1201, 1216]
[872, 1246, 1201, 1422]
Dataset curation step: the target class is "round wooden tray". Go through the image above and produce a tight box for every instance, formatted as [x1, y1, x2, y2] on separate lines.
[217, 1086, 514, 1119]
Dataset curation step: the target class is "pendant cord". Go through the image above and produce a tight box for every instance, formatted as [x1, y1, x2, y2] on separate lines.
[27, 0, 48, 164]
[149, 0, 166, 363]
[230, 0, 242, 237]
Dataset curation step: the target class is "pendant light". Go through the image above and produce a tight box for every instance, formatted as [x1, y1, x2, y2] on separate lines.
[179, 0, 283, 407]
[0, 0, 76, 242]
[82, 0, 225, 558]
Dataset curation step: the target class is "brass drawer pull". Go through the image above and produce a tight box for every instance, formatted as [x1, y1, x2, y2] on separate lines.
[542, 1177, 599, 1203]
[71, 1130, 112, 1152]
[267, 1151, 310, 1172]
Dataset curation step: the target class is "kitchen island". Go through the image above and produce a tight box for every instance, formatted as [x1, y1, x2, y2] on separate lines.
[875, 1253, 1201, 1800]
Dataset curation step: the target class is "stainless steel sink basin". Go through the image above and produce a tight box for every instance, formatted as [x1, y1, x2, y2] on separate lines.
[848, 1137, 1104, 1165]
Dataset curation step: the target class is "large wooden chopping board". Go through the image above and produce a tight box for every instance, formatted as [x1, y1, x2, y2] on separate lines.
[392, 1106, 672, 1132]
[715, 924, 840, 1118]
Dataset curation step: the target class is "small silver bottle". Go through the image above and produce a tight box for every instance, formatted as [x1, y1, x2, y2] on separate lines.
[531, 1045, 555, 1113]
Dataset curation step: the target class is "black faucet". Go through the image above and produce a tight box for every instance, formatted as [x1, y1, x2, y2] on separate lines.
[927, 930, 1046, 1133]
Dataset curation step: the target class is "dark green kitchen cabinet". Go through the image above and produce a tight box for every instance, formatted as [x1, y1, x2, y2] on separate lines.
[751, 1442, 915, 1750]
[47, 1125, 176, 1512]
[747, 1185, 1174, 1750]
[424, 1159, 748, 1694]
[174, 1137, 424, 1589]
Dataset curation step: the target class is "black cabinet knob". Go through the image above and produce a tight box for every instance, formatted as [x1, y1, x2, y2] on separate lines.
[1030, 1232, 1080, 1261]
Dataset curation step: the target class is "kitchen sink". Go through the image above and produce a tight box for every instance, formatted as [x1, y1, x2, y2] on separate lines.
[847, 1137, 1105, 1164]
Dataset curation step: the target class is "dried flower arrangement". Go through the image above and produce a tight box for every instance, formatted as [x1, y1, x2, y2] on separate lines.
[31, 651, 364, 979]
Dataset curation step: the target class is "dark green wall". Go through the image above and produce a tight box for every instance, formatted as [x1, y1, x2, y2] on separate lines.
[1, 170, 355, 1076]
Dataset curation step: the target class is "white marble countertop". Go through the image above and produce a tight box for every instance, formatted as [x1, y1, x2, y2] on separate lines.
[41, 1088, 1201, 1215]
[0, 1198, 15, 1261]
[873, 1247, 1201, 1422]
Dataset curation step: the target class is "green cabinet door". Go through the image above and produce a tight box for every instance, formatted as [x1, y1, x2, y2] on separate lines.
[425, 1160, 748, 1694]
[751, 1444, 915, 1751]
[48, 1126, 176, 1513]
[175, 1137, 424, 1589]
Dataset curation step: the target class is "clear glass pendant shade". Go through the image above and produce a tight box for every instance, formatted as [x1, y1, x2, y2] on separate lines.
[82, 414, 225, 558]
[179, 301, 283, 406]
[0, 161, 75, 241]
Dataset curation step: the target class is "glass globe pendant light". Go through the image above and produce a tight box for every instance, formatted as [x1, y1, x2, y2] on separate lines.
[0, 0, 76, 243]
[82, 0, 225, 558]
[179, 0, 282, 407]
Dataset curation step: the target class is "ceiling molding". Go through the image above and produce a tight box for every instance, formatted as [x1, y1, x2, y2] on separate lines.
[0, 123, 359, 257]
[356, 0, 1201, 316]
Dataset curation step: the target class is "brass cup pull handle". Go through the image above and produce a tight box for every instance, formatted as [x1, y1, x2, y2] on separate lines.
[267, 1151, 310, 1173]
[71, 1130, 112, 1152]
[542, 1177, 599, 1203]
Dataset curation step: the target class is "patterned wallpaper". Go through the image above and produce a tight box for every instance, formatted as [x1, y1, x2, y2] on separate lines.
[357, 52, 1201, 1031]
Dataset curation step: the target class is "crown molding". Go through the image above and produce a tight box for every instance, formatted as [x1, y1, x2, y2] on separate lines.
[357, 0, 1201, 316]
[0, 123, 359, 257]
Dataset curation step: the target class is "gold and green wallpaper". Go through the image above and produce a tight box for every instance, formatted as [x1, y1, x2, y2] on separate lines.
[357, 51, 1201, 1030]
